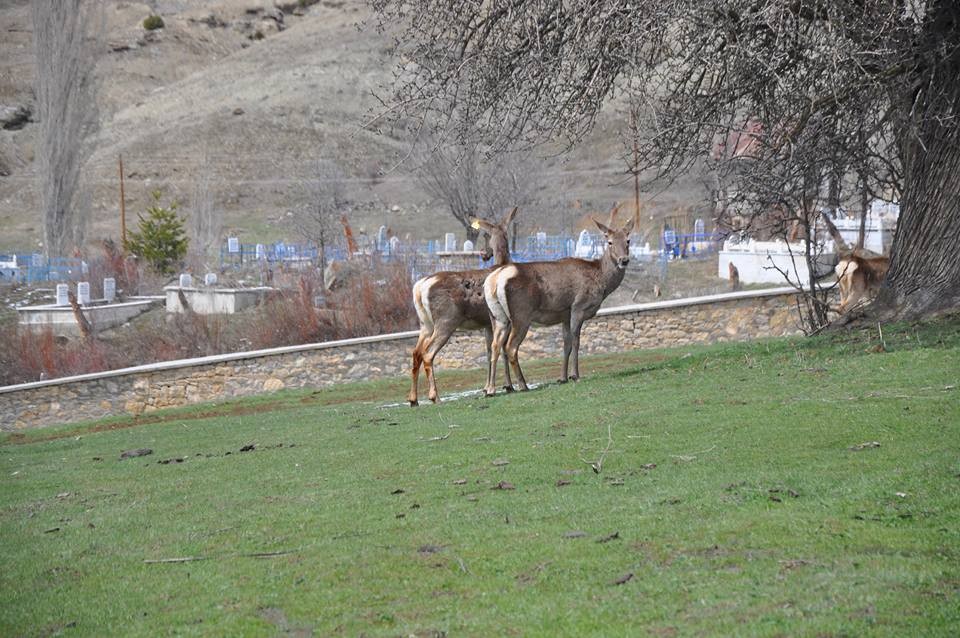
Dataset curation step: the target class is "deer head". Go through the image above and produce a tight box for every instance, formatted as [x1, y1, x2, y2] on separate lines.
[471, 206, 518, 266]
[593, 213, 634, 271]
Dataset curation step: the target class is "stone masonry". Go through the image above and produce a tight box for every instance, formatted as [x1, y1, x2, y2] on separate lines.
[0, 288, 800, 431]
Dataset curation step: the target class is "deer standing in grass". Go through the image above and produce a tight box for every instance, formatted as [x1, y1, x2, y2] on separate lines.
[483, 207, 634, 395]
[409, 207, 518, 405]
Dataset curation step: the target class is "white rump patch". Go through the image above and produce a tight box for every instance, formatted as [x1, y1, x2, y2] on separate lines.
[413, 276, 438, 332]
[484, 267, 511, 326]
[497, 264, 520, 323]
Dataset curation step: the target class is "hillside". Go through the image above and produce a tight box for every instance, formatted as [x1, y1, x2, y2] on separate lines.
[0, 0, 710, 253]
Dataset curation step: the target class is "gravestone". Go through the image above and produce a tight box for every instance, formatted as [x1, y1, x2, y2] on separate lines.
[566, 238, 576, 256]
[103, 278, 116, 302]
[389, 236, 401, 254]
[227, 237, 240, 253]
[204, 273, 218, 286]
[694, 218, 705, 236]
[444, 232, 457, 252]
[377, 226, 388, 251]
[255, 244, 266, 261]
[575, 229, 593, 258]
[76, 282, 91, 305]
[179, 273, 193, 288]
[536, 231, 547, 247]
[56, 284, 69, 306]
[463, 240, 474, 251]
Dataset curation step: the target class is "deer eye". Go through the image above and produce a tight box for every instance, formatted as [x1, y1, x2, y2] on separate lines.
[626, 239, 631, 244]
[607, 240, 613, 245]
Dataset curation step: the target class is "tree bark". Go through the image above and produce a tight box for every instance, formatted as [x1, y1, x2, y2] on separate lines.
[876, 94, 960, 319]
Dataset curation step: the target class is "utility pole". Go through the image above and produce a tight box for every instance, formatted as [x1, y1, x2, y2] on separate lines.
[629, 108, 643, 232]
[119, 154, 127, 248]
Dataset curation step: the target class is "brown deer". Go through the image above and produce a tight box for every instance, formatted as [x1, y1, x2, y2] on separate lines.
[820, 213, 890, 313]
[409, 207, 518, 405]
[834, 251, 890, 313]
[483, 208, 634, 395]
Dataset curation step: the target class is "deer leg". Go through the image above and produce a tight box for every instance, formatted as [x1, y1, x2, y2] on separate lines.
[569, 313, 586, 381]
[485, 320, 508, 396]
[505, 323, 530, 391]
[408, 330, 430, 406]
[559, 320, 573, 383]
[485, 325, 514, 392]
[423, 320, 457, 404]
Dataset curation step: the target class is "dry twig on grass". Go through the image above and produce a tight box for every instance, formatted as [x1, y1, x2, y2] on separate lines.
[582, 423, 614, 474]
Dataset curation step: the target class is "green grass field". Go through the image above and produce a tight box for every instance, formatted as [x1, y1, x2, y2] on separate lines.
[2, 317, 959, 637]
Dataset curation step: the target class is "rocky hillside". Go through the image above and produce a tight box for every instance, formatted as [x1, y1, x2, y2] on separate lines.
[0, 0, 710, 254]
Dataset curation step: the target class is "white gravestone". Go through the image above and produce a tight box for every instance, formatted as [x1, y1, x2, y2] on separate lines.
[463, 240, 474, 251]
[444, 233, 457, 252]
[56, 284, 69, 306]
[575, 229, 594, 258]
[179, 273, 193, 288]
[566, 238, 576, 256]
[227, 237, 240, 253]
[204, 273, 217, 286]
[76, 282, 91, 305]
[389, 236, 401, 254]
[256, 244, 266, 260]
[377, 226, 388, 251]
[536, 231, 547, 247]
[103, 278, 116, 302]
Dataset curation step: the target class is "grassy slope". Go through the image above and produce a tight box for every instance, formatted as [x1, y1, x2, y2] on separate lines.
[1, 318, 959, 637]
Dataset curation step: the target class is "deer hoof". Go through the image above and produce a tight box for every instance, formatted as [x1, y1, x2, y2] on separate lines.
[569, 375, 579, 382]
[503, 385, 515, 393]
[409, 399, 419, 407]
[557, 378, 568, 384]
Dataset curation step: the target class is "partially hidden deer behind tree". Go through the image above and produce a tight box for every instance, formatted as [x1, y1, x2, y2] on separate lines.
[820, 213, 891, 314]
[409, 207, 518, 405]
[483, 207, 634, 396]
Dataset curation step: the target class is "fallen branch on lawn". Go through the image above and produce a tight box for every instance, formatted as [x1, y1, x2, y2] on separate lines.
[144, 549, 299, 564]
[581, 423, 613, 474]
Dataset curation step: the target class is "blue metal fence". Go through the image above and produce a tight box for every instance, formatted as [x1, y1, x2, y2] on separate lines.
[0, 254, 88, 284]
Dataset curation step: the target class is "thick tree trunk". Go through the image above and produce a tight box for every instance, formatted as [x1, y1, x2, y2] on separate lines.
[875, 103, 960, 319]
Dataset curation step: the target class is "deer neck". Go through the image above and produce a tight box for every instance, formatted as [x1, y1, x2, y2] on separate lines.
[599, 250, 627, 297]
[491, 240, 511, 266]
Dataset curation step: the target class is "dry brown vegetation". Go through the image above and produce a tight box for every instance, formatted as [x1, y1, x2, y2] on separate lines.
[0, 259, 415, 386]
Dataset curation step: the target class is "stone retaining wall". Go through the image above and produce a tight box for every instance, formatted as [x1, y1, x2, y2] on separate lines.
[0, 288, 800, 431]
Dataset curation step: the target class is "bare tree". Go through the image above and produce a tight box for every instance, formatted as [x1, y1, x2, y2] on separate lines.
[414, 141, 538, 243]
[294, 158, 348, 272]
[188, 153, 222, 269]
[32, 0, 102, 258]
[370, 0, 960, 320]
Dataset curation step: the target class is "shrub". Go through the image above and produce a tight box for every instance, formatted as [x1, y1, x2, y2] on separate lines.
[143, 15, 164, 30]
[124, 190, 188, 275]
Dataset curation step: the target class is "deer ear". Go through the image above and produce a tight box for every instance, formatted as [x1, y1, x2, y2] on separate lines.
[471, 218, 495, 232]
[607, 202, 621, 226]
[593, 217, 614, 235]
[621, 216, 635, 234]
[501, 206, 518, 227]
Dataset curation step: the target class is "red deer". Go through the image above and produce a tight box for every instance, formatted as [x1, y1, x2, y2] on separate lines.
[820, 213, 890, 313]
[409, 207, 518, 405]
[483, 208, 633, 395]
[834, 250, 890, 313]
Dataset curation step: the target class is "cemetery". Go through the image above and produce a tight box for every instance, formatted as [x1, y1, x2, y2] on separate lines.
[16, 279, 162, 337]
